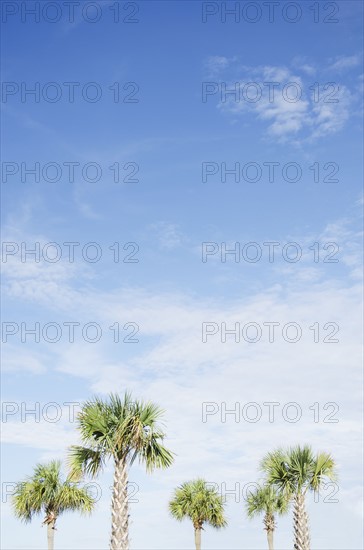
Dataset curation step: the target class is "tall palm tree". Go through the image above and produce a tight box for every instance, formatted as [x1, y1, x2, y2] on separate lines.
[261, 445, 337, 550]
[246, 483, 289, 550]
[12, 460, 95, 550]
[169, 479, 227, 550]
[68, 392, 174, 550]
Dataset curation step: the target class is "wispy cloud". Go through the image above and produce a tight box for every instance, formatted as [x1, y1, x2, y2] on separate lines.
[205, 55, 235, 76]
[148, 221, 186, 250]
[2, 209, 362, 549]
[328, 54, 361, 72]
[205, 55, 361, 143]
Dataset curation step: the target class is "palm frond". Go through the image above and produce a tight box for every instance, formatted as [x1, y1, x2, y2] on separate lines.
[12, 461, 96, 524]
[310, 451, 337, 492]
[70, 392, 174, 481]
[56, 483, 95, 514]
[169, 479, 227, 529]
[246, 483, 290, 519]
[138, 432, 175, 471]
[68, 446, 104, 481]
[262, 445, 337, 498]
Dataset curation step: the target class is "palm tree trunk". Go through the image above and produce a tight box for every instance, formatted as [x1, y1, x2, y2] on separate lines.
[194, 527, 202, 550]
[110, 456, 129, 550]
[264, 513, 275, 550]
[293, 493, 310, 550]
[47, 520, 55, 550]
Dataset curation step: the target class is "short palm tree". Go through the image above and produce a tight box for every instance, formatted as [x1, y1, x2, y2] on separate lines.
[12, 460, 95, 550]
[246, 483, 289, 550]
[169, 479, 227, 550]
[261, 445, 337, 550]
[68, 392, 174, 550]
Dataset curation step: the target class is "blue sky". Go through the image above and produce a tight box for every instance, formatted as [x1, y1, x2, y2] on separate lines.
[1, 1, 363, 549]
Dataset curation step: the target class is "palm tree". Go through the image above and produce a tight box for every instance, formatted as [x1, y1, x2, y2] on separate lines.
[68, 392, 174, 550]
[261, 445, 337, 550]
[12, 460, 95, 550]
[246, 483, 289, 550]
[169, 479, 227, 550]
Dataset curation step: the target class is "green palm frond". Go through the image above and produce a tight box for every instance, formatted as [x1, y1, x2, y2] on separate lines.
[69, 392, 174, 474]
[246, 483, 290, 519]
[261, 445, 337, 497]
[261, 448, 293, 497]
[138, 431, 175, 471]
[78, 400, 112, 446]
[56, 483, 95, 514]
[12, 461, 96, 524]
[169, 479, 227, 529]
[310, 451, 337, 492]
[13, 481, 42, 522]
[114, 399, 164, 449]
[68, 446, 104, 480]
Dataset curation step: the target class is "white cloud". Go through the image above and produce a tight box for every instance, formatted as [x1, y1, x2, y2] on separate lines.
[77, 201, 102, 220]
[2, 345, 47, 374]
[291, 56, 317, 76]
[328, 55, 361, 72]
[1, 210, 362, 549]
[208, 56, 360, 142]
[148, 222, 185, 250]
[205, 55, 233, 76]
[311, 84, 352, 138]
[301, 64, 316, 76]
